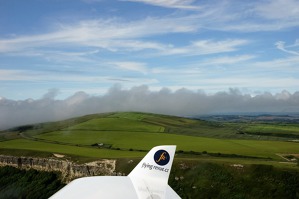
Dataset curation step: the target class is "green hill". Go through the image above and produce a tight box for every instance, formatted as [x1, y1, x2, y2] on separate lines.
[1, 112, 299, 198]
[0, 112, 298, 167]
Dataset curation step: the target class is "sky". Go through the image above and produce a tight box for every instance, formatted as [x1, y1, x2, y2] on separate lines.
[0, 0, 299, 129]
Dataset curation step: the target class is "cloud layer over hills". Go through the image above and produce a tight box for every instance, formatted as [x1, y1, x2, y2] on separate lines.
[1, 85, 299, 130]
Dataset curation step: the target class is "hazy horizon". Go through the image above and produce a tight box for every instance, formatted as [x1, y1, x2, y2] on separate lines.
[1, 85, 298, 130]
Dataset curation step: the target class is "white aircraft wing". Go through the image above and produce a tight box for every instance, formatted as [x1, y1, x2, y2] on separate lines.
[50, 145, 181, 199]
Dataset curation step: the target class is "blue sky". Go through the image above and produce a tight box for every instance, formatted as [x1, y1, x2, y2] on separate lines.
[1, 0, 299, 100]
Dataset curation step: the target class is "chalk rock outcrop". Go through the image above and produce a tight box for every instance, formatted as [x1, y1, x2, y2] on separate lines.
[0, 155, 116, 182]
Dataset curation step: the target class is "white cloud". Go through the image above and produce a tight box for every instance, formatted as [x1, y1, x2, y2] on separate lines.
[293, 39, 299, 47]
[0, 16, 198, 54]
[0, 15, 250, 60]
[216, 21, 299, 32]
[201, 0, 299, 32]
[121, 0, 200, 10]
[110, 61, 149, 74]
[159, 75, 299, 93]
[199, 55, 256, 65]
[96, 40, 166, 52]
[0, 69, 159, 91]
[161, 39, 249, 56]
[275, 41, 299, 56]
[254, 0, 299, 20]
[0, 70, 29, 81]
[0, 69, 95, 82]
[1, 0, 299, 58]
[1, 0, 299, 56]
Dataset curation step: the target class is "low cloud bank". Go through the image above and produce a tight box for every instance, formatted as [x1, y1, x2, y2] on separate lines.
[1, 85, 299, 130]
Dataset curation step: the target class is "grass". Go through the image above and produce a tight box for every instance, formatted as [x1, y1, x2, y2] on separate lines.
[67, 117, 164, 132]
[0, 139, 145, 159]
[241, 123, 299, 139]
[7, 131, 299, 161]
[1, 112, 299, 166]
[243, 123, 299, 134]
[1, 112, 299, 199]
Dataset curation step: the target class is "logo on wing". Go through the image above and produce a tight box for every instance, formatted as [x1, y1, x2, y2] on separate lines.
[154, 150, 170, 166]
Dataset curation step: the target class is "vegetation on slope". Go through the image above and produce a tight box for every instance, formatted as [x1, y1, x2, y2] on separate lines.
[0, 112, 299, 198]
[1, 112, 299, 163]
[170, 162, 299, 199]
[2, 161, 298, 199]
[0, 166, 64, 199]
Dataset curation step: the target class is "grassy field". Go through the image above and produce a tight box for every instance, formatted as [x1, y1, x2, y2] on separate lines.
[0, 139, 145, 159]
[0, 112, 299, 166]
[67, 117, 164, 132]
[31, 129, 299, 160]
[1, 112, 299, 199]
[240, 123, 299, 138]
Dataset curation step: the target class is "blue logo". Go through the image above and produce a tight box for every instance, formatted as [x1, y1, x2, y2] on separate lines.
[154, 150, 170, 166]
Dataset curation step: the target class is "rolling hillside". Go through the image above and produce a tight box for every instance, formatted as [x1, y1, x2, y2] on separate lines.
[1, 112, 299, 198]
[0, 112, 298, 167]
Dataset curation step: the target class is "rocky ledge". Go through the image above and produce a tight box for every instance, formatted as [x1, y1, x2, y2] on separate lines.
[0, 155, 116, 182]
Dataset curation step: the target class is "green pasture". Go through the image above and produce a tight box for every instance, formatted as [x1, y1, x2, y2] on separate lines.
[33, 129, 299, 160]
[20, 111, 299, 141]
[110, 112, 153, 120]
[1, 112, 299, 199]
[64, 112, 241, 139]
[0, 139, 144, 159]
[242, 123, 299, 135]
[66, 117, 164, 132]
[1, 112, 299, 165]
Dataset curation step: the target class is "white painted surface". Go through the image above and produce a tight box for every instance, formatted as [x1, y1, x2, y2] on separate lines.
[50, 145, 181, 199]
